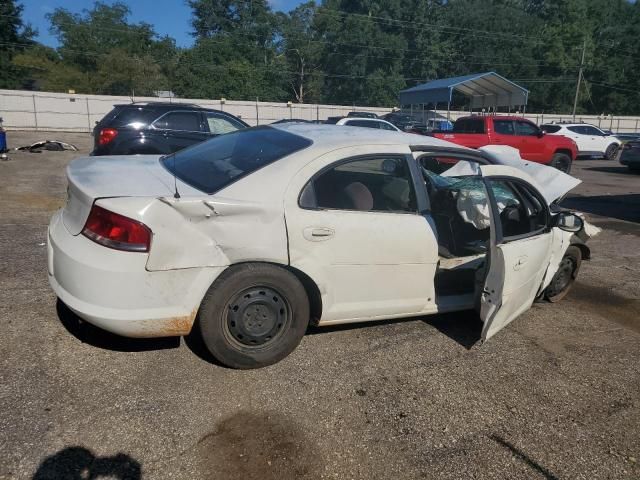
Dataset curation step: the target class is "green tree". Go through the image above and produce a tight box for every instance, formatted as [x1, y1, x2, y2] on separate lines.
[0, 0, 36, 88]
[44, 2, 175, 94]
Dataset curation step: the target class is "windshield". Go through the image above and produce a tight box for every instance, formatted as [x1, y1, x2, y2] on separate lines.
[161, 127, 312, 194]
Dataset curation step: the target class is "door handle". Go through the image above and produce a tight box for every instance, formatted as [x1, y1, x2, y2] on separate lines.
[303, 227, 334, 241]
[514, 256, 528, 270]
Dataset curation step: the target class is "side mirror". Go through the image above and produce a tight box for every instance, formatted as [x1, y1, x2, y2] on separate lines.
[537, 130, 545, 138]
[553, 211, 584, 232]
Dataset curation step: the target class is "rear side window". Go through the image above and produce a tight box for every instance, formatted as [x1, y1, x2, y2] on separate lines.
[493, 120, 515, 135]
[567, 126, 585, 134]
[162, 127, 312, 194]
[102, 106, 157, 127]
[452, 118, 485, 134]
[300, 156, 416, 213]
[541, 125, 561, 133]
[153, 111, 202, 131]
[206, 112, 244, 135]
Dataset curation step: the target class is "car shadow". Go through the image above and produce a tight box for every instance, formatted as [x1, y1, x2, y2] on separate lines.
[182, 317, 228, 368]
[32, 446, 141, 480]
[561, 193, 640, 223]
[307, 310, 482, 350]
[56, 299, 180, 352]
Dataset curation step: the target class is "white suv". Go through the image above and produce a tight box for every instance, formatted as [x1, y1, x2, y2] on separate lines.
[541, 123, 620, 159]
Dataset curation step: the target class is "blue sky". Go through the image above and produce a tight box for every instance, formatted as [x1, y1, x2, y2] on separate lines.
[21, 0, 307, 47]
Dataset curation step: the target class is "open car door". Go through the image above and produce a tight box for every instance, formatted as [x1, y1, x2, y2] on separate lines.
[477, 165, 555, 341]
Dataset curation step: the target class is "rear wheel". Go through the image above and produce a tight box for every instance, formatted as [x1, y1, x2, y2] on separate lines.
[198, 263, 309, 369]
[544, 246, 582, 303]
[550, 153, 572, 174]
[605, 144, 619, 160]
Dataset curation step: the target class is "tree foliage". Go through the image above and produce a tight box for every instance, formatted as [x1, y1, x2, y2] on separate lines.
[7, 0, 640, 114]
[1, 0, 36, 89]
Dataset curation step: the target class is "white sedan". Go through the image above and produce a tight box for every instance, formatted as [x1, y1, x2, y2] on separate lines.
[48, 124, 592, 368]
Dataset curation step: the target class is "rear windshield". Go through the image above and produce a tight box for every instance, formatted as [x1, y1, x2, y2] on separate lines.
[541, 124, 561, 133]
[452, 118, 485, 134]
[102, 106, 157, 127]
[161, 127, 312, 194]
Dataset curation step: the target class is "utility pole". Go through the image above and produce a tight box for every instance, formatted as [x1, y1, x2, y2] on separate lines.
[572, 39, 586, 121]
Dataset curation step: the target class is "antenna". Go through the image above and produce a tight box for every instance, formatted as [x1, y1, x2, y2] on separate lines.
[173, 154, 181, 199]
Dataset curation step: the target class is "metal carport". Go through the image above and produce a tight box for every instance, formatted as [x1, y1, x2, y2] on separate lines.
[399, 72, 529, 112]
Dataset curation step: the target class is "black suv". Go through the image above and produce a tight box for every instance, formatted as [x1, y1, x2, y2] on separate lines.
[92, 102, 248, 155]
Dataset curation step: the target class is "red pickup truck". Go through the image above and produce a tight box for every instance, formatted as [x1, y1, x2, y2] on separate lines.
[431, 116, 578, 173]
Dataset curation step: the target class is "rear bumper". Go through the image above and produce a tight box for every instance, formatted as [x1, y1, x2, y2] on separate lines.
[47, 210, 224, 337]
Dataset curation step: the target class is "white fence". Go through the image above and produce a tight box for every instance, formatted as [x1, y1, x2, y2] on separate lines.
[2, 89, 640, 133]
[0, 89, 391, 132]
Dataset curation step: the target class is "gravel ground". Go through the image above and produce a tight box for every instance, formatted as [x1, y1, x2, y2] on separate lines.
[0, 131, 638, 480]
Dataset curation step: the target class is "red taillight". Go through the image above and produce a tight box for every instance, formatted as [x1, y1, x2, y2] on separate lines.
[98, 128, 118, 146]
[82, 205, 151, 252]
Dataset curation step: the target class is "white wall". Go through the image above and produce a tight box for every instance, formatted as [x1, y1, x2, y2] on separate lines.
[2, 89, 640, 133]
[0, 89, 392, 132]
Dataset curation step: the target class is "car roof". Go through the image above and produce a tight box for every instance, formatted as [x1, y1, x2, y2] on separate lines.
[457, 115, 532, 121]
[113, 102, 227, 114]
[270, 123, 464, 150]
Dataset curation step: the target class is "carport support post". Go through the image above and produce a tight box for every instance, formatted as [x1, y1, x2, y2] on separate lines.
[32, 94, 38, 131]
[447, 101, 450, 121]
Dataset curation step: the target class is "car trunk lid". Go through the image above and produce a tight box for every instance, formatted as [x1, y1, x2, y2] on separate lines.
[62, 155, 180, 235]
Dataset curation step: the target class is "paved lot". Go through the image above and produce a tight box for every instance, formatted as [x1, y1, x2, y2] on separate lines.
[1, 131, 639, 480]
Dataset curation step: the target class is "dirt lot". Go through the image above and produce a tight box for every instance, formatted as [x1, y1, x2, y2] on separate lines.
[1, 131, 639, 480]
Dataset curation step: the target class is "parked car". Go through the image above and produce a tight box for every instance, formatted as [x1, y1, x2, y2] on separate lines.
[540, 122, 621, 160]
[382, 112, 424, 131]
[331, 117, 400, 131]
[347, 111, 378, 118]
[619, 139, 640, 172]
[431, 116, 578, 173]
[48, 124, 593, 368]
[92, 102, 248, 155]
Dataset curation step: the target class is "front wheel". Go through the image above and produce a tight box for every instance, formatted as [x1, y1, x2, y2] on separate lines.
[198, 263, 310, 369]
[605, 144, 619, 160]
[550, 153, 572, 174]
[544, 246, 582, 303]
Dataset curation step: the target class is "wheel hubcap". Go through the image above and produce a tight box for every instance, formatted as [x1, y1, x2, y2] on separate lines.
[225, 287, 289, 347]
[550, 257, 574, 294]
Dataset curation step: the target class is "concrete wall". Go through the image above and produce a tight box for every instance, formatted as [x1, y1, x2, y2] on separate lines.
[0, 89, 392, 132]
[2, 89, 640, 133]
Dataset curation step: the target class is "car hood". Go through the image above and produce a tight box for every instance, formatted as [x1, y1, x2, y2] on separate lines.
[478, 145, 581, 204]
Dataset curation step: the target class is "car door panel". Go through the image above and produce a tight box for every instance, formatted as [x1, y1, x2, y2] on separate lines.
[477, 165, 554, 340]
[284, 145, 439, 323]
[515, 120, 544, 162]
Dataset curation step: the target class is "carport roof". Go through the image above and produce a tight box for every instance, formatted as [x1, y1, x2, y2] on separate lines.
[399, 72, 528, 109]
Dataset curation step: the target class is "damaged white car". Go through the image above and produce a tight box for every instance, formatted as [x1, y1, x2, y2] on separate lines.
[48, 124, 595, 368]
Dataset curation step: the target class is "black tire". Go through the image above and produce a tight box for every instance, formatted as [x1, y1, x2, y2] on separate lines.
[604, 143, 619, 160]
[198, 263, 309, 369]
[629, 166, 640, 174]
[544, 246, 582, 303]
[550, 153, 572, 174]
